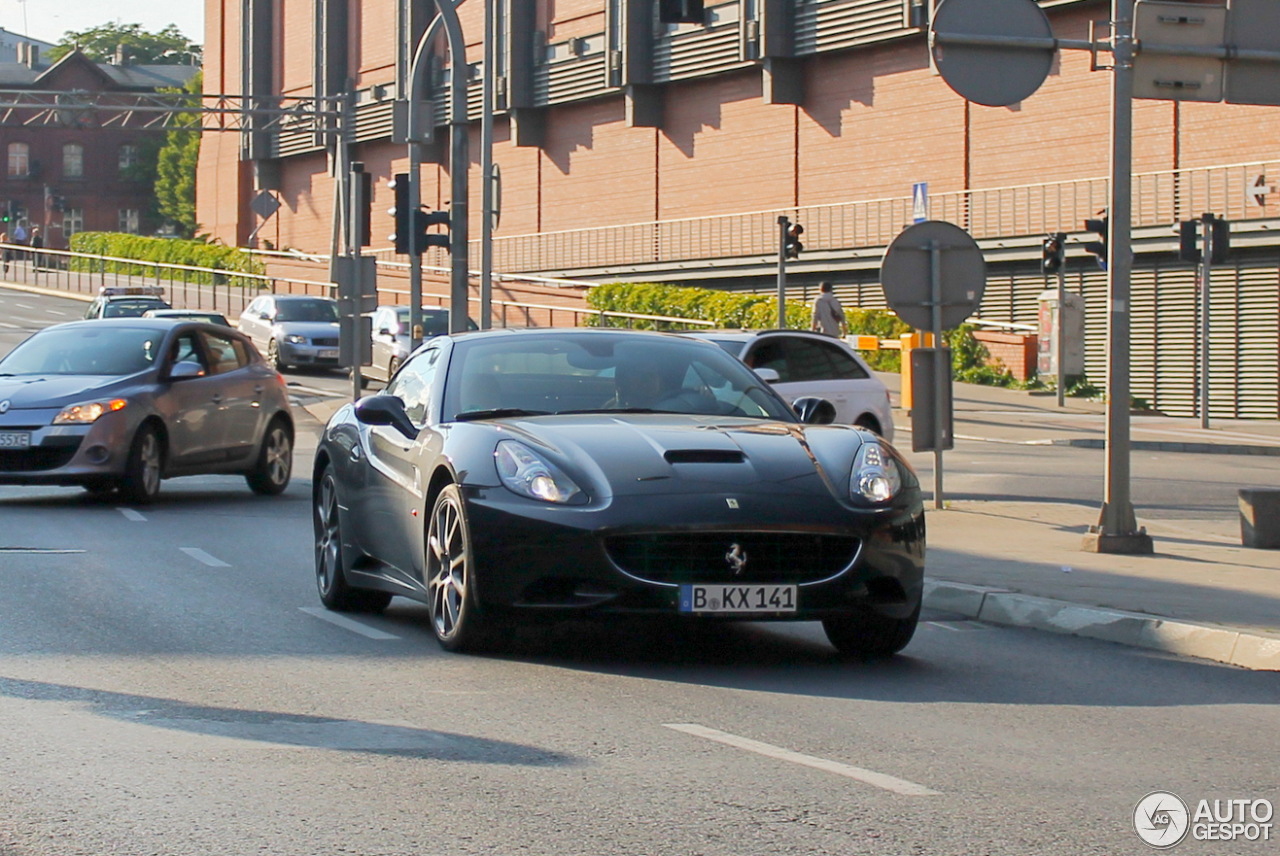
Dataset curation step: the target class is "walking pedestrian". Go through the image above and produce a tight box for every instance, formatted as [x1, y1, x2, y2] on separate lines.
[810, 281, 847, 338]
[29, 226, 42, 269]
[0, 231, 9, 274]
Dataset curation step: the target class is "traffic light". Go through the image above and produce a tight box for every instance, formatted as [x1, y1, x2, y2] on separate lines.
[1178, 215, 1230, 265]
[658, 0, 704, 24]
[387, 174, 450, 256]
[1041, 231, 1066, 275]
[784, 222, 804, 259]
[1084, 214, 1108, 271]
[1179, 219, 1200, 263]
[1209, 215, 1229, 265]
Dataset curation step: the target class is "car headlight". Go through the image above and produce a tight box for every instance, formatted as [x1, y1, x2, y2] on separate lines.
[284, 334, 308, 344]
[53, 398, 127, 424]
[494, 440, 582, 504]
[850, 441, 901, 504]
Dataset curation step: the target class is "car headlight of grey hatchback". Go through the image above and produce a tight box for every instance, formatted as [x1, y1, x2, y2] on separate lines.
[285, 334, 308, 344]
[850, 441, 901, 504]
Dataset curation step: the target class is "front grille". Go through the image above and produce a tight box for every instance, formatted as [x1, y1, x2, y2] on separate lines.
[604, 532, 860, 585]
[0, 442, 81, 472]
[312, 337, 339, 347]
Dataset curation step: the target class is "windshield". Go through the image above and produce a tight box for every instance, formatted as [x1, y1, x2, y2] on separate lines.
[275, 299, 338, 323]
[397, 308, 451, 336]
[104, 299, 168, 318]
[0, 326, 163, 376]
[441, 333, 796, 422]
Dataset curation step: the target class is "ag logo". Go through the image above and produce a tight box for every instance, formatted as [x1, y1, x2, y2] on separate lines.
[724, 543, 748, 576]
[1134, 791, 1190, 849]
[0, 400, 9, 414]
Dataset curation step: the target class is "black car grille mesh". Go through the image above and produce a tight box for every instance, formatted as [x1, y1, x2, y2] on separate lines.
[312, 337, 340, 347]
[0, 443, 81, 472]
[603, 532, 860, 585]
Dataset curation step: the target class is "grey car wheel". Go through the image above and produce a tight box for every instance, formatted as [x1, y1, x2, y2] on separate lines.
[119, 424, 163, 505]
[266, 338, 289, 371]
[313, 467, 392, 613]
[426, 484, 497, 653]
[246, 418, 292, 495]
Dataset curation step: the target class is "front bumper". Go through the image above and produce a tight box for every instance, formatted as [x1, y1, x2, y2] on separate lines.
[280, 340, 342, 366]
[462, 486, 925, 621]
[0, 413, 133, 485]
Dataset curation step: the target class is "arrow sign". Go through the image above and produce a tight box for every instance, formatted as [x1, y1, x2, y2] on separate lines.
[1251, 174, 1276, 207]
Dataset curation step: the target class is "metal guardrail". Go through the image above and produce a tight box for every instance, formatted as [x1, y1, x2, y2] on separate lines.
[404, 158, 1278, 274]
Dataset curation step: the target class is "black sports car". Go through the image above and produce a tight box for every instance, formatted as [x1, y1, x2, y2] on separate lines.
[313, 328, 926, 656]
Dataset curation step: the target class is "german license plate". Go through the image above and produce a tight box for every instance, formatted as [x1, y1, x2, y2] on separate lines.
[679, 584, 797, 614]
[318, 349, 339, 359]
[0, 431, 31, 449]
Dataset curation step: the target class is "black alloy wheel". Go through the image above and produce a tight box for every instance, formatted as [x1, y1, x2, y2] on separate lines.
[822, 600, 921, 659]
[313, 466, 392, 613]
[246, 418, 293, 495]
[119, 424, 163, 504]
[425, 484, 497, 653]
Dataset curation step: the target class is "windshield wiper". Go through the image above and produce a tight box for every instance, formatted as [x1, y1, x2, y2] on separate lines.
[453, 408, 551, 421]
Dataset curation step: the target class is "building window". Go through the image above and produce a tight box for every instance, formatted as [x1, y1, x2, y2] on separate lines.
[7, 143, 29, 177]
[118, 209, 140, 234]
[63, 144, 84, 178]
[63, 208, 84, 237]
[119, 145, 138, 171]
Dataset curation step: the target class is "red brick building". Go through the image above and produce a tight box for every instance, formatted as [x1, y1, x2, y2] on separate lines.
[0, 50, 198, 247]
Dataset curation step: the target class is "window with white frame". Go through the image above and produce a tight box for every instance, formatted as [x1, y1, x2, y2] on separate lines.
[119, 145, 138, 171]
[63, 208, 84, 237]
[7, 143, 29, 177]
[118, 209, 140, 234]
[63, 144, 83, 178]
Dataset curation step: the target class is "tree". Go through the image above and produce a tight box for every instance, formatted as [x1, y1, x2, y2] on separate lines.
[154, 72, 203, 238]
[49, 23, 201, 66]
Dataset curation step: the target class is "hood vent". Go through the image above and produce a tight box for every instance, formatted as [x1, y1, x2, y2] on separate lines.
[664, 449, 745, 464]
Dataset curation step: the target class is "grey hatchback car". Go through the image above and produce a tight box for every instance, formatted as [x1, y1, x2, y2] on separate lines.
[0, 319, 294, 503]
[238, 294, 341, 371]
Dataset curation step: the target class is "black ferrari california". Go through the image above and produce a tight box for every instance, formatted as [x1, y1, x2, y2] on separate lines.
[313, 328, 926, 656]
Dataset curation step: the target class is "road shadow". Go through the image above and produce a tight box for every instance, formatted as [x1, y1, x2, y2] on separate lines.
[0, 675, 576, 766]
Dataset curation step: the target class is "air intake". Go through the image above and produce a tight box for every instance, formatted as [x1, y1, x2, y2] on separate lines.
[663, 449, 745, 464]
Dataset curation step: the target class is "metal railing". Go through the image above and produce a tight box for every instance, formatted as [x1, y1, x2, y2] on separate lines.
[406, 158, 1279, 274]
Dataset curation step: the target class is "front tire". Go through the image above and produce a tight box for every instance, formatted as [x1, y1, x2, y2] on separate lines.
[246, 418, 293, 495]
[119, 424, 163, 505]
[266, 338, 290, 371]
[387, 356, 402, 381]
[822, 600, 920, 658]
[426, 484, 497, 653]
[314, 467, 393, 613]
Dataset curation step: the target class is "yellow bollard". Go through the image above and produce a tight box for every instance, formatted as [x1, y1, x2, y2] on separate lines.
[899, 332, 919, 411]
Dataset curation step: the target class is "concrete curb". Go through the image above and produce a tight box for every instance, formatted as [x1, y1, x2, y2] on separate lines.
[923, 579, 1280, 671]
[1051, 437, 1280, 456]
[0, 281, 93, 302]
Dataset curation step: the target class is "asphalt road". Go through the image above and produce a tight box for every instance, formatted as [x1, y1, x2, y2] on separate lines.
[1, 285, 1278, 853]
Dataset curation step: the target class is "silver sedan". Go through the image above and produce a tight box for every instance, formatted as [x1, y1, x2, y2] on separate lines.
[0, 319, 294, 503]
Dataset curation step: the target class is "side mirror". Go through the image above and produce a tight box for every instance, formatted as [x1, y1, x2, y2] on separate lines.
[167, 361, 206, 381]
[754, 367, 781, 384]
[258, 311, 271, 320]
[378, 326, 394, 336]
[792, 396, 837, 425]
[354, 394, 418, 439]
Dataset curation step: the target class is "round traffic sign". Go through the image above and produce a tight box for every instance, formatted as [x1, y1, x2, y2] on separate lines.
[930, 0, 1055, 108]
[880, 221, 986, 331]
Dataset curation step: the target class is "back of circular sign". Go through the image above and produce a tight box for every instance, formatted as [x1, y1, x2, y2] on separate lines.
[879, 220, 986, 332]
[930, 0, 1055, 108]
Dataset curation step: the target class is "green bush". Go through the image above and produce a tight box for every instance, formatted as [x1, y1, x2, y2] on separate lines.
[68, 233, 265, 288]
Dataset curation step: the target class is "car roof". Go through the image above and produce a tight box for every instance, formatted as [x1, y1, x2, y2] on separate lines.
[273, 294, 335, 302]
[51, 318, 247, 335]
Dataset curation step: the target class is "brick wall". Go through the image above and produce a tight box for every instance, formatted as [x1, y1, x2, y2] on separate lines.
[973, 330, 1038, 381]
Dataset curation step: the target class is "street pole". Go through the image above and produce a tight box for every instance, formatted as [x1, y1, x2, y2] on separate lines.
[408, 144, 423, 352]
[1056, 264, 1066, 408]
[348, 161, 364, 401]
[776, 215, 788, 328]
[1086, 0, 1151, 553]
[1200, 212, 1213, 430]
[930, 240, 945, 511]
[479, 0, 495, 330]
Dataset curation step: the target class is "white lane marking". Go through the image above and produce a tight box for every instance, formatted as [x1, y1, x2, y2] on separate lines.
[0, 547, 87, 554]
[14, 302, 32, 309]
[116, 507, 146, 522]
[663, 724, 940, 796]
[298, 606, 400, 640]
[45, 309, 70, 316]
[180, 547, 231, 568]
[0, 321, 20, 328]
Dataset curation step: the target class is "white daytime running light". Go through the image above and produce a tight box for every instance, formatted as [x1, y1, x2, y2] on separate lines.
[494, 440, 582, 504]
[851, 441, 901, 504]
[53, 399, 127, 425]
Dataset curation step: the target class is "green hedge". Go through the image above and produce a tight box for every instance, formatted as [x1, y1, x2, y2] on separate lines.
[69, 233, 265, 288]
[585, 281, 911, 371]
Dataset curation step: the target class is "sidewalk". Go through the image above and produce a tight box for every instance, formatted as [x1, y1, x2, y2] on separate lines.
[878, 371, 1280, 455]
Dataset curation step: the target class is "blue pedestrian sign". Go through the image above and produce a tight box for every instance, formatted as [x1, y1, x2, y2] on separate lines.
[912, 182, 929, 223]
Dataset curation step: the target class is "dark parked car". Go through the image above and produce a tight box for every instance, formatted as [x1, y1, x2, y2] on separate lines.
[143, 309, 233, 327]
[313, 328, 925, 656]
[83, 286, 171, 320]
[0, 319, 294, 502]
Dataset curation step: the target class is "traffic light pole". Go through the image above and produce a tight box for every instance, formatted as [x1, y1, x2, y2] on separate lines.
[1200, 213, 1214, 431]
[1056, 265, 1066, 408]
[479, 0, 495, 330]
[776, 216, 789, 328]
[1085, 0, 1151, 554]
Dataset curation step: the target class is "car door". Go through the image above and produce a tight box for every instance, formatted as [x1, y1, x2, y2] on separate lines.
[200, 329, 267, 462]
[358, 346, 445, 580]
[239, 297, 272, 350]
[370, 308, 397, 381]
[157, 331, 228, 468]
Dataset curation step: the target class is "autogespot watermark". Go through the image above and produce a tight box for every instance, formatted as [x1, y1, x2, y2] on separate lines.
[1134, 791, 1274, 849]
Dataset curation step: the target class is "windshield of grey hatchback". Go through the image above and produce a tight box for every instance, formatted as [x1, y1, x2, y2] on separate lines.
[0, 326, 162, 376]
[275, 299, 338, 323]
